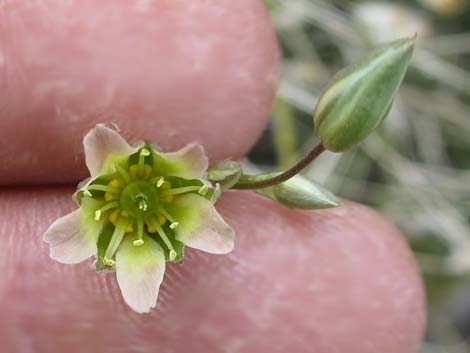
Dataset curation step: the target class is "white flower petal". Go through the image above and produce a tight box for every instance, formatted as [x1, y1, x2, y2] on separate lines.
[157, 143, 209, 179]
[43, 209, 98, 264]
[167, 194, 235, 254]
[116, 235, 166, 313]
[83, 124, 136, 177]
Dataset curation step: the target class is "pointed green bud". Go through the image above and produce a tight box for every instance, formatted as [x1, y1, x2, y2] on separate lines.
[206, 160, 242, 190]
[254, 173, 339, 210]
[314, 36, 415, 152]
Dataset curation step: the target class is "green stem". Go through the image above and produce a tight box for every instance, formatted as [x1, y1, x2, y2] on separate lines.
[233, 143, 326, 190]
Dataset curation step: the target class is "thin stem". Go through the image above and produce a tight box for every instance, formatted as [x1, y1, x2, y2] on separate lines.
[233, 142, 326, 190]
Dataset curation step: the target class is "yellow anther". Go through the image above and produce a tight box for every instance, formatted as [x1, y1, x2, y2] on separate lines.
[108, 179, 124, 189]
[198, 185, 209, 196]
[161, 194, 174, 203]
[169, 250, 177, 261]
[133, 239, 144, 247]
[102, 257, 115, 267]
[170, 222, 179, 230]
[83, 189, 92, 197]
[145, 219, 156, 233]
[155, 213, 166, 225]
[109, 209, 121, 225]
[94, 210, 102, 221]
[156, 177, 165, 188]
[105, 192, 119, 202]
[161, 181, 172, 190]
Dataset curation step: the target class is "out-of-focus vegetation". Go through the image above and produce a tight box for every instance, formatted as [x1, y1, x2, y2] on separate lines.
[254, 1, 469, 351]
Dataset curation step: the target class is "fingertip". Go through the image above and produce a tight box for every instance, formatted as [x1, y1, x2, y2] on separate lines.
[0, 188, 425, 353]
[0, 0, 279, 185]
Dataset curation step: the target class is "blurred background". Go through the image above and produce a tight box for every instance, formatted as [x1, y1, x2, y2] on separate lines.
[249, 1, 469, 352]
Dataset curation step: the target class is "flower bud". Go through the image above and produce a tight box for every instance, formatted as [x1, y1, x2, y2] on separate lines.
[314, 36, 415, 152]
[254, 174, 339, 210]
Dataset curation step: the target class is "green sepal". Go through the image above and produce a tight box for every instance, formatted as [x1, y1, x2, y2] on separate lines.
[206, 160, 242, 191]
[252, 173, 339, 210]
[94, 223, 115, 272]
[313, 36, 415, 152]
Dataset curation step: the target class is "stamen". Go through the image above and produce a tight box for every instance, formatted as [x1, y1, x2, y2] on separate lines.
[87, 184, 121, 193]
[115, 164, 131, 183]
[198, 185, 209, 196]
[156, 177, 165, 188]
[104, 217, 128, 260]
[138, 148, 150, 177]
[170, 222, 179, 230]
[83, 189, 92, 197]
[160, 186, 201, 196]
[156, 205, 175, 222]
[169, 250, 177, 261]
[149, 217, 175, 254]
[94, 201, 120, 221]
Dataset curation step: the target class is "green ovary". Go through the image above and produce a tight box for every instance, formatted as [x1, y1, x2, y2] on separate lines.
[120, 181, 158, 218]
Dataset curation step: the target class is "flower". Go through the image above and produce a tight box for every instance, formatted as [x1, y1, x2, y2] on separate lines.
[43, 124, 235, 313]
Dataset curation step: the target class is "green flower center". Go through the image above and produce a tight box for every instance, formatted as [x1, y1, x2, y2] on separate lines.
[120, 181, 158, 218]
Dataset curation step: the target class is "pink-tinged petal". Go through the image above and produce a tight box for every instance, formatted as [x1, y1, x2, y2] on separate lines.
[156, 143, 209, 179]
[83, 124, 136, 177]
[167, 194, 235, 254]
[116, 235, 166, 313]
[43, 209, 97, 264]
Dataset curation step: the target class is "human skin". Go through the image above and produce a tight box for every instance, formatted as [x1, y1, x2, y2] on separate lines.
[0, 1, 425, 353]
